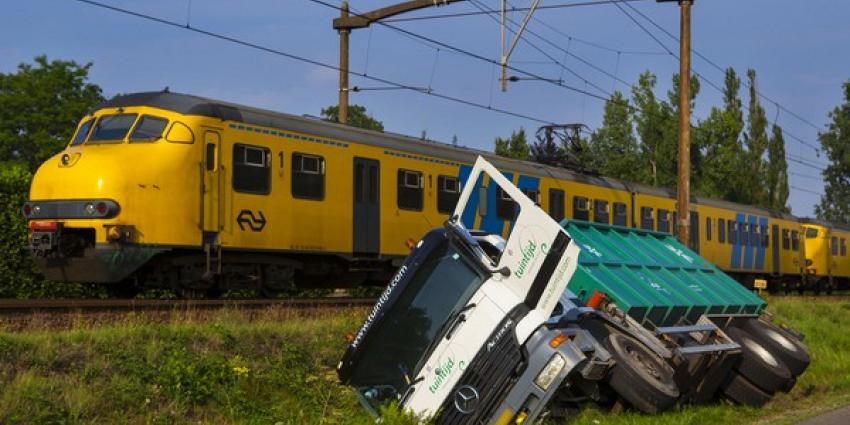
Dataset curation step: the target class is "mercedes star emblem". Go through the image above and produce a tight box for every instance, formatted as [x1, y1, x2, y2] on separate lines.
[454, 385, 480, 415]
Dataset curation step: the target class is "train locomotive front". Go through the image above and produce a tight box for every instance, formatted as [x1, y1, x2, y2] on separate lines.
[24, 96, 204, 289]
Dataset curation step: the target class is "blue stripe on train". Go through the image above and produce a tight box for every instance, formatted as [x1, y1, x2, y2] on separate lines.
[744, 215, 757, 269]
[755, 216, 768, 270]
[731, 213, 745, 269]
[478, 172, 514, 235]
[458, 165, 479, 229]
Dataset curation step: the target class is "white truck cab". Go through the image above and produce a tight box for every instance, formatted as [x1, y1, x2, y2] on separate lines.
[337, 157, 585, 423]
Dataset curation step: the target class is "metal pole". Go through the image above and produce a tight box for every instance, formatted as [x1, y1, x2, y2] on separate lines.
[338, 1, 350, 125]
[677, 0, 692, 245]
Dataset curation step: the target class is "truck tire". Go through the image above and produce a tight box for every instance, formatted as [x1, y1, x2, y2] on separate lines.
[725, 327, 793, 394]
[741, 319, 810, 377]
[722, 372, 772, 407]
[605, 333, 679, 413]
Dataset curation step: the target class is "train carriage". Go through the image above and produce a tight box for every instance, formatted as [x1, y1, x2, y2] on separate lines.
[23, 91, 845, 295]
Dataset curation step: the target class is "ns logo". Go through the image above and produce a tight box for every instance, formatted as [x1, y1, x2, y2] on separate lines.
[236, 210, 267, 232]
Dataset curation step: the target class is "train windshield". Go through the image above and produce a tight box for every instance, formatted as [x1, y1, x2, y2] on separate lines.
[348, 239, 486, 415]
[87, 114, 137, 144]
[129, 115, 169, 142]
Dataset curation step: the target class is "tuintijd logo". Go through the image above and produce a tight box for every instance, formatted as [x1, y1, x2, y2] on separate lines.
[429, 357, 458, 394]
[514, 240, 538, 279]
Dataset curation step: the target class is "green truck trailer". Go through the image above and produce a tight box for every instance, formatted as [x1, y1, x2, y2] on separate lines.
[339, 157, 811, 423]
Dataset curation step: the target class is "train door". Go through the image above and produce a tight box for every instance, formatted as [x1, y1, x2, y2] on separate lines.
[202, 130, 222, 239]
[353, 157, 380, 256]
[772, 224, 780, 275]
[689, 211, 700, 253]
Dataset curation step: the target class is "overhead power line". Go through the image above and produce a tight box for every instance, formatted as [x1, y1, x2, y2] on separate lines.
[620, 1, 825, 137]
[383, 0, 650, 23]
[307, 0, 618, 104]
[790, 185, 824, 197]
[70, 0, 554, 124]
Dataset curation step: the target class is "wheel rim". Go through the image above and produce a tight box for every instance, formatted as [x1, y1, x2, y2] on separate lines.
[626, 344, 663, 382]
[764, 327, 799, 352]
[741, 336, 780, 368]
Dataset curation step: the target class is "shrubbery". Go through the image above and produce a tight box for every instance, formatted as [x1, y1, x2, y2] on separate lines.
[0, 162, 105, 298]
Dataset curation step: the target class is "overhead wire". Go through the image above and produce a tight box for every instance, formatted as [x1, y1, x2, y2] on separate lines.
[621, 1, 825, 134]
[382, 0, 651, 23]
[613, 1, 826, 174]
[70, 0, 554, 124]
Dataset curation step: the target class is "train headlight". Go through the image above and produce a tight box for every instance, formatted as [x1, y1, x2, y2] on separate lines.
[534, 353, 566, 390]
[84, 203, 96, 215]
[32, 205, 41, 215]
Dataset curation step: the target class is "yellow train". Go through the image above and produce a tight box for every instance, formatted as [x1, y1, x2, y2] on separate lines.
[23, 91, 848, 295]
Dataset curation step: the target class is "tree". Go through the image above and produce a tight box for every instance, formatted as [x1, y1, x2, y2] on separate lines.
[766, 124, 790, 212]
[494, 128, 530, 160]
[631, 71, 676, 187]
[590, 91, 642, 181]
[744, 69, 769, 206]
[0, 55, 104, 169]
[320, 104, 384, 132]
[815, 80, 850, 223]
[696, 68, 748, 203]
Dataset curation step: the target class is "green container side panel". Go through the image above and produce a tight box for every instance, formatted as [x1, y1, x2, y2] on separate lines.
[562, 220, 766, 326]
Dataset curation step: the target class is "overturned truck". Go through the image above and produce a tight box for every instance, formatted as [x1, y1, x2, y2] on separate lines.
[337, 157, 810, 423]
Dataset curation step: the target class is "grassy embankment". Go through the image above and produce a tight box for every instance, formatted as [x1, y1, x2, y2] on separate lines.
[0, 297, 848, 424]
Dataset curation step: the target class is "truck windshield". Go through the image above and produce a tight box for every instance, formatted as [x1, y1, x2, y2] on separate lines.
[348, 240, 486, 414]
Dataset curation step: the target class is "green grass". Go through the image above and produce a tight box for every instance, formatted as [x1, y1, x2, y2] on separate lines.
[0, 297, 848, 424]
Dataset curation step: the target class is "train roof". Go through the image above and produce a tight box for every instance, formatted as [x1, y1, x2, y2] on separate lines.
[98, 91, 628, 191]
[99, 91, 843, 228]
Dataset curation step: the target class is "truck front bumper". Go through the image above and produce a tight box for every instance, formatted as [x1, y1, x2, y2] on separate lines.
[487, 328, 589, 425]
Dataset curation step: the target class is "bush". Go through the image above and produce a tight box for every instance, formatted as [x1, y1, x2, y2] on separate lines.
[0, 162, 105, 298]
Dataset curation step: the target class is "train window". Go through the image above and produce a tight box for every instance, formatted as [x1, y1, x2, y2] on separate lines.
[71, 118, 94, 146]
[397, 169, 423, 211]
[613, 202, 627, 226]
[292, 153, 325, 200]
[232, 144, 270, 194]
[805, 228, 818, 238]
[782, 229, 790, 250]
[762, 225, 769, 247]
[791, 231, 800, 251]
[842, 238, 847, 256]
[832, 237, 839, 256]
[548, 189, 565, 222]
[166, 121, 195, 144]
[640, 207, 654, 230]
[657, 209, 670, 233]
[573, 196, 589, 221]
[706, 217, 712, 241]
[522, 189, 541, 205]
[750, 224, 759, 247]
[129, 115, 168, 142]
[729, 221, 737, 245]
[88, 113, 138, 144]
[437, 175, 461, 214]
[718, 218, 726, 243]
[496, 187, 517, 221]
[594, 200, 610, 224]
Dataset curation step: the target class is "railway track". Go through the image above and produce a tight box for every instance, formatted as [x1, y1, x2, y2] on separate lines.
[0, 297, 376, 314]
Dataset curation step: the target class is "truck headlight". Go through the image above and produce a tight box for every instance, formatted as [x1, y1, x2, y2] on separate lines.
[534, 353, 566, 390]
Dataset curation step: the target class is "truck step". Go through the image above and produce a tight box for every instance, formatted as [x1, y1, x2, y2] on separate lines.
[656, 323, 717, 335]
[676, 342, 740, 356]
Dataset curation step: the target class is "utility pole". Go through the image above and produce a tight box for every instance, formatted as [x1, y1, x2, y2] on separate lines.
[333, 0, 466, 125]
[659, 0, 693, 246]
[338, 1, 350, 124]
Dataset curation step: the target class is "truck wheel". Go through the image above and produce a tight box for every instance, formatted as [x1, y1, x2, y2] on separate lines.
[741, 319, 810, 377]
[722, 372, 772, 407]
[605, 334, 679, 413]
[725, 327, 793, 394]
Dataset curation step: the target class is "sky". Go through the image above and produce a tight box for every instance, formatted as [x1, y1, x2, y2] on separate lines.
[2, 0, 848, 217]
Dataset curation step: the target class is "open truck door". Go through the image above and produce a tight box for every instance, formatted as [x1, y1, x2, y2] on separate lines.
[451, 156, 581, 340]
